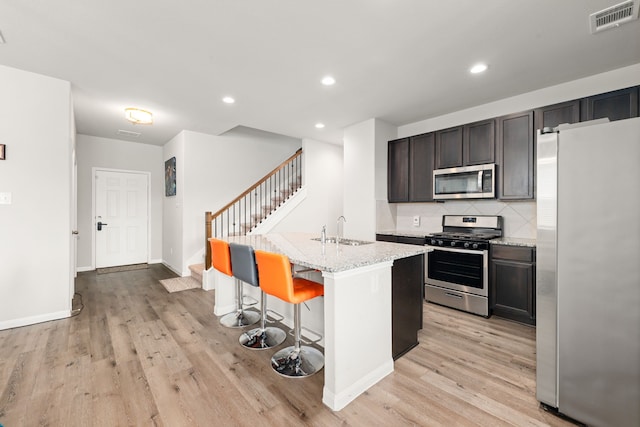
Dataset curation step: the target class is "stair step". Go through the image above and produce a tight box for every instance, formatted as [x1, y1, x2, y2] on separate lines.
[188, 263, 205, 284]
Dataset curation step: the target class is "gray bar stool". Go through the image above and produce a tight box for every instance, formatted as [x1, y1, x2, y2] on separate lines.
[210, 238, 260, 328]
[229, 242, 286, 349]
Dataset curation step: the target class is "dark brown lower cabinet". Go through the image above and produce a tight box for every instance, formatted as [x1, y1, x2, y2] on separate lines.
[391, 254, 424, 359]
[490, 245, 536, 325]
[376, 234, 425, 359]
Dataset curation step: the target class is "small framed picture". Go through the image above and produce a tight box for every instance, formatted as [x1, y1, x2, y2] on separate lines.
[0, 144, 5, 160]
[165, 156, 176, 196]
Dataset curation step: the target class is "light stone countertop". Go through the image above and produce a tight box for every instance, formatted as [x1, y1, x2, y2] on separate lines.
[376, 230, 427, 238]
[490, 237, 537, 248]
[220, 232, 425, 273]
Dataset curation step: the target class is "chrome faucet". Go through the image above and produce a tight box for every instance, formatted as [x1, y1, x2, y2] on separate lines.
[321, 225, 327, 244]
[337, 216, 346, 244]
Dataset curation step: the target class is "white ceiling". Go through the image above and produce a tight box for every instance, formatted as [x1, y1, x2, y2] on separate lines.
[1, 1, 639, 146]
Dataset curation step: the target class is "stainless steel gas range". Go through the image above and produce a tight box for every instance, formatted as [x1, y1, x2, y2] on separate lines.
[424, 215, 502, 317]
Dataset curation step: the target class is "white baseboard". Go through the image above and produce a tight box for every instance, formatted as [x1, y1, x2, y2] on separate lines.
[0, 310, 71, 331]
[162, 262, 182, 276]
[77, 259, 162, 273]
[322, 359, 394, 411]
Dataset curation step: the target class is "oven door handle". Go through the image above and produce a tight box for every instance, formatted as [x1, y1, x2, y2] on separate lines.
[425, 245, 487, 255]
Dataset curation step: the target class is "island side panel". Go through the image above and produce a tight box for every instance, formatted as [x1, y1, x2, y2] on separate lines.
[212, 270, 236, 316]
[211, 269, 262, 317]
[321, 261, 394, 411]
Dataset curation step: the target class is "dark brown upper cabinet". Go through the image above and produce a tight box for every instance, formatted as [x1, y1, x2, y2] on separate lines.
[387, 133, 435, 203]
[434, 126, 463, 169]
[464, 119, 496, 166]
[534, 100, 581, 131]
[435, 119, 495, 169]
[497, 111, 534, 200]
[581, 86, 639, 122]
[409, 133, 435, 202]
[387, 137, 410, 202]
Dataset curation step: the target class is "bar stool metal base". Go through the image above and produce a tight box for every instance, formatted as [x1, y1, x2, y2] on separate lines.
[239, 327, 286, 350]
[220, 310, 260, 328]
[271, 345, 324, 377]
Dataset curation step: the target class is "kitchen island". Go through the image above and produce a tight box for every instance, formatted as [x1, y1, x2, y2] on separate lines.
[210, 233, 425, 411]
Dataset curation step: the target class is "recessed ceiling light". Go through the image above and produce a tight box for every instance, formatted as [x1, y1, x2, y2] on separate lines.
[125, 108, 153, 125]
[321, 76, 335, 86]
[470, 63, 488, 74]
[315, 123, 325, 129]
[222, 96, 235, 104]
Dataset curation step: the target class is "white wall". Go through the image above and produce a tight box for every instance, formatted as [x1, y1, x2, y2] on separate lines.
[269, 138, 344, 235]
[0, 65, 73, 330]
[164, 128, 302, 276]
[162, 131, 185, 274]
[75, 134, 164, 270]
[343, 119, 397, 241]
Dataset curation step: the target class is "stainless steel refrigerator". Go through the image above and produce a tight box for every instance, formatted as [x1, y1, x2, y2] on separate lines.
[536, 117, 640, 427]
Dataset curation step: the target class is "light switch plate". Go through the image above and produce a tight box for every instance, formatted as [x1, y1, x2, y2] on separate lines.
[413, 215, 420, 226]
[0, 192, 12, 204]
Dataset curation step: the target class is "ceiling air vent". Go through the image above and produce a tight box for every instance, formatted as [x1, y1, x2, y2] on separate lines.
[590, 1, 639, 33]
[117, 129, 141, 138]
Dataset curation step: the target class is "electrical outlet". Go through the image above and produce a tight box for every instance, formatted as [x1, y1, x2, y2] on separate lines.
[413, 215, 420, 227]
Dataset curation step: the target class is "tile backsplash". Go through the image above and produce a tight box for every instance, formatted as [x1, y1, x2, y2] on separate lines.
[385, 200, 537, 239]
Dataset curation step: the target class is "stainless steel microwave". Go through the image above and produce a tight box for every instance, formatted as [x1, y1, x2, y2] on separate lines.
[433, 164, 496, 200]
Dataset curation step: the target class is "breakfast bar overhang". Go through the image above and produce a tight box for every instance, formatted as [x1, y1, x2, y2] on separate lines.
[208, 233, 425, 411]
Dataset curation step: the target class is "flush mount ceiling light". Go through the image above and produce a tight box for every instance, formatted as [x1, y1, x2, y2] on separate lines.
[470, 63, 488, 74]
[321, 76, 336, 86]
[222, 96, 235, 104]
[315, 123, 325, 129]
[125, 107, 153, 124]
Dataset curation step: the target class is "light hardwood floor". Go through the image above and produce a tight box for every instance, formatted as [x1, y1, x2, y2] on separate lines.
[0, 264, 576, 426]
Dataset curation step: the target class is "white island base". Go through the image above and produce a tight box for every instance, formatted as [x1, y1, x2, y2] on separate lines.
[209, 233, 424, 411]
[321, 261, 394, 410]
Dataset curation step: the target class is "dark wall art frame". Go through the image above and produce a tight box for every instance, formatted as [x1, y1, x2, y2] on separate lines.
[165, 156, 176, 196]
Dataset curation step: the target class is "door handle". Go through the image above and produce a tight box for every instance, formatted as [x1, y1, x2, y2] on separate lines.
[97, 221, 108, 231]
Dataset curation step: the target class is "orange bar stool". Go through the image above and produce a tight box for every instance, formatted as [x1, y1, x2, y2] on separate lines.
[229, 243, 286, 349]
[254, 250, 325, 377]
[210, 238, 260, 328]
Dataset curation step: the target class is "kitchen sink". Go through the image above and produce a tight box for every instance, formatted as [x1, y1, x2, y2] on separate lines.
[311, 237, 373, 246]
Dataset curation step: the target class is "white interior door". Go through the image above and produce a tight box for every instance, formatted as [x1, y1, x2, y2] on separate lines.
[95, 170, 149, 268]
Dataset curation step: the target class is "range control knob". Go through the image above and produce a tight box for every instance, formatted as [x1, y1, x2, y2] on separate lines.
[438, 240, 443, 246]
[472, 243, 479, 249]
[464, 242, 470, 249]
[450, 241, 456, 247]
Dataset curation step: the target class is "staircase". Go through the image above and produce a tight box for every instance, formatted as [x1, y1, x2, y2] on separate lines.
[188, 263, 204, 283]
[202, 148, 303, 270]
